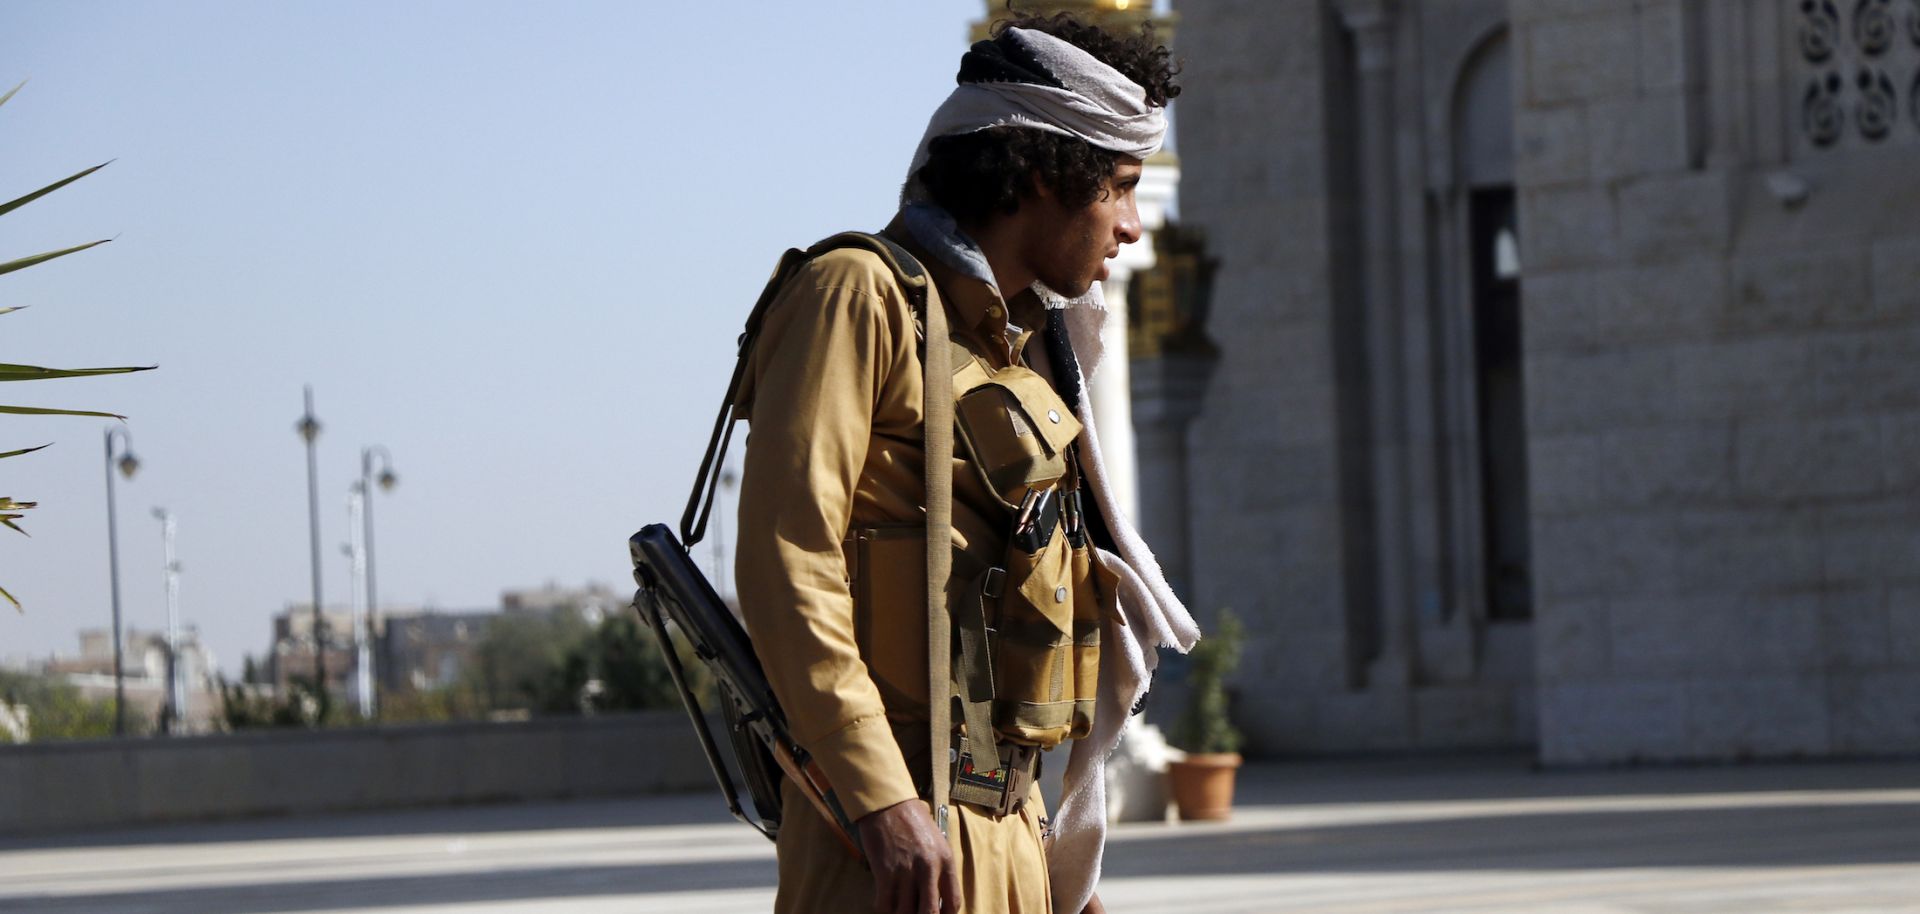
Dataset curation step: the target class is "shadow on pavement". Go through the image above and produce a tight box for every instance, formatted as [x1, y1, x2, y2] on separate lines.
[0, 856, 778, 913]
[1106, 800, 1920, 878]
[0, 791, 746, 852]
[1229, 755, 1920, 808]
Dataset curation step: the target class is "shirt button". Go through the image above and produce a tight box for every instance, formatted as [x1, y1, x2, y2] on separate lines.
[1054, 586, 1068, 604]
[1048, 410, 1062, 424]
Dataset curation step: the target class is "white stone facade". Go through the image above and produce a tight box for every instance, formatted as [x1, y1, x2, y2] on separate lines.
[1164, 0, 1920, 763]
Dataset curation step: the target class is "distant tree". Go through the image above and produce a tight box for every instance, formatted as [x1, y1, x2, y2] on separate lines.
[379, 684, 485, 724]
[0, 668, 120, 741]
[454, 608, 711, 718]
[217, 676, 320, 730]
[591, 612, 708, 711]
[466, 609, 595, 713]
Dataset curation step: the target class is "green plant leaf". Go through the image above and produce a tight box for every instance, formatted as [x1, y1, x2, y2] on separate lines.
[0, 405, 125, 419]
[0, 239, 110, 277]
[0, 307, 28, 316]
[0, 81, 23, 111]
[0, 444, 49, 460]
[0, 162, 110, 219]
[0, 582, 17, 612]
[0, 498, 37, 538]
[0, 363, 153, 382]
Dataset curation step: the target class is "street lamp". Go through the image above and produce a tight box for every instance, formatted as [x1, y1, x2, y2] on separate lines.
[102, 427, 139, 737]
[296, 386, 326, 710]
[343, 487, 371, 719]
[359, 446, 396, 715]
[152, 508, 185, 734]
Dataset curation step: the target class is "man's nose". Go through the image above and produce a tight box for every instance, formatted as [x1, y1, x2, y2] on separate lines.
[1116, 199, 1143, 245]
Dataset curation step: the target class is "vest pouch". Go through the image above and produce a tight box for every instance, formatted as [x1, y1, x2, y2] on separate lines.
[954, 366, 1084, 509]
[989, 531, 1079, 747]
[1067, 543, 1115, 741]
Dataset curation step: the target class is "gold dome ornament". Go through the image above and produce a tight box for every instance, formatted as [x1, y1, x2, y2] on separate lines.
[970, 0, 1175, 44]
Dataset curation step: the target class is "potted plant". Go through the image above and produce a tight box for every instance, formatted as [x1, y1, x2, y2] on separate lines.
[1166, 608, 1244, 821]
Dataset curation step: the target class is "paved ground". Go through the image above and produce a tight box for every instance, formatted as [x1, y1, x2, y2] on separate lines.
[1, 755, 1917, 913]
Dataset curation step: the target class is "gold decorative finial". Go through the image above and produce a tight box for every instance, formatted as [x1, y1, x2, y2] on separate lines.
[970, 0, 1175, 44]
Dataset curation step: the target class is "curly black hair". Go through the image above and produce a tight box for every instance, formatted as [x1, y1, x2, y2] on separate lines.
[914, 11, 1181, 227]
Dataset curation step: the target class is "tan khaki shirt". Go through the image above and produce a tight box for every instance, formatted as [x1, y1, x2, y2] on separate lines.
[734, 226, 1052, 820]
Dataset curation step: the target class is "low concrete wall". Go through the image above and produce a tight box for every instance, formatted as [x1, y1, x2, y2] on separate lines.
[0, 711, 715, 836]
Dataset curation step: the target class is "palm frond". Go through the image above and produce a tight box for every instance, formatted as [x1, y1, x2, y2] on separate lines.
[0, 162, 111, 219]
[0, 363, 153, 382]
[0, 239, 110, 277]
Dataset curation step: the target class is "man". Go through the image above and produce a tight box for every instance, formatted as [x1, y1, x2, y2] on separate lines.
[735, 13, 1198, 914]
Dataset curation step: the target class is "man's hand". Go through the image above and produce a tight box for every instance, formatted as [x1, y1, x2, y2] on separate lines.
[857, 799, 961, 914]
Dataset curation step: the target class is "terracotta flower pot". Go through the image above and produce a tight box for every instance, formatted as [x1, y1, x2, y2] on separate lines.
[1167, 752, 1242, 821]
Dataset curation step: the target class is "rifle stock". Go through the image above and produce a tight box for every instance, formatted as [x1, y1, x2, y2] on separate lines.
[628, 524, 863, 859]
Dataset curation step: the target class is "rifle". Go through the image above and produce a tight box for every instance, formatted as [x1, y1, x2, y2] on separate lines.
[629, 524, 861, 856]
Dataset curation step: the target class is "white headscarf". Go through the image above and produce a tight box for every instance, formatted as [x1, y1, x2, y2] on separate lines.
[903, 27, 1167, 202]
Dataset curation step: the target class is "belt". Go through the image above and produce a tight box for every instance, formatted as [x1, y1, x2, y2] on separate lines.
[888, 720, 1040, 818]
[950, 736, 1041, 817]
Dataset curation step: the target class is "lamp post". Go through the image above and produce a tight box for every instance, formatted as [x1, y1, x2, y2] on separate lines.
[296, 387, 326, 709]
[359, 446, 396, 715]
[102, 428, 139, 737]
[343, 487, 371, 718]
[152, 508, 184, 734]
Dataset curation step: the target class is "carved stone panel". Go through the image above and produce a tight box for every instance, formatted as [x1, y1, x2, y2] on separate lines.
[1789, 0, 1920, 153]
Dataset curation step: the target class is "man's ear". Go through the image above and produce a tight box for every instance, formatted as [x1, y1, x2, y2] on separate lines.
[1027, 169, 1054, 204]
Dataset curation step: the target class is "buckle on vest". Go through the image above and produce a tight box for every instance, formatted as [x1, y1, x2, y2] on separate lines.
[982, 566, 1006, 599]
[949, 736, 1039, 817]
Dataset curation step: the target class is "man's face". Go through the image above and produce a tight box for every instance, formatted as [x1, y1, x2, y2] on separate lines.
[1028, 157, 1145, 299]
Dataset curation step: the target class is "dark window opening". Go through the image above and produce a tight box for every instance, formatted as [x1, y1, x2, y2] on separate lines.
[1469, 188, 1532, 622]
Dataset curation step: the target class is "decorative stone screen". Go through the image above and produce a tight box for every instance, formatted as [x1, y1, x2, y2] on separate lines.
[1791, 0, 1920, 152]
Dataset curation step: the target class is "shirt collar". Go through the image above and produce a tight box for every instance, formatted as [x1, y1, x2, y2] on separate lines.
[885, 209, 1048, 360]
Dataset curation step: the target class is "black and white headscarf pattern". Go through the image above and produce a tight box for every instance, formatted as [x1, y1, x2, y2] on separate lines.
[903, 27, 1168, 203]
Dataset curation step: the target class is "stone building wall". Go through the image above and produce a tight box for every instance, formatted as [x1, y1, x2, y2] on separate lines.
[1512, 0, 1920, 763]
[1177, 1, 1365, 753]
[1170, 0, 1920, 762]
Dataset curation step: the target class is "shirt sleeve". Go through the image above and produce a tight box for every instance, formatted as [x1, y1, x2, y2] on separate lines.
[734, 258, 919, 821]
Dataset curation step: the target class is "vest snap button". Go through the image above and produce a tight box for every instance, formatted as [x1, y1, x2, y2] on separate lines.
[1048, 410, 1061, 424]
[1054, 586, 1068, 604]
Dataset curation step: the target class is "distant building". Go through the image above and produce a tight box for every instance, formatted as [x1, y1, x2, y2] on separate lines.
[501, 582, 622, 625]
[379, 610, 491, 693]
[40, 627, 219, 732]
[257, 584, 622, 701]
[265, 606, 357, 695]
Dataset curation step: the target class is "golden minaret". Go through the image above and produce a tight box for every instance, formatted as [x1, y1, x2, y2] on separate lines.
[969, 0, 1175, 44]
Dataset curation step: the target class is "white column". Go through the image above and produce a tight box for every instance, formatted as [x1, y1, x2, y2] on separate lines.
[1090, 273, 1141, 523]
[1090, 158, 1180, 525]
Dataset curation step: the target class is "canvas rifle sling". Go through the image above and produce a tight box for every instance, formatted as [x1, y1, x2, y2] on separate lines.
[683, 232, 959, 840]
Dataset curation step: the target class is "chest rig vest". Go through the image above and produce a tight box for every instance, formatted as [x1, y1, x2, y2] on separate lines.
[718, 232, 1112, 829]
[941, 329, 1110, 812]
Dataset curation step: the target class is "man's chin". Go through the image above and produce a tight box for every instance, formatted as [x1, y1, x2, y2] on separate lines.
[1038, 277, 1099, 300]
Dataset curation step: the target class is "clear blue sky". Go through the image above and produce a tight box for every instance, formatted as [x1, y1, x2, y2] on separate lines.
[0, 0, 993, 673]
